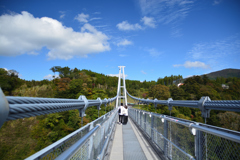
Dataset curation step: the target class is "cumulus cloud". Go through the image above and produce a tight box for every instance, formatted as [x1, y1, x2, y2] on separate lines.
[108, 74, 128, 78]
[173, 61, 210, 69]
[75, 13, 89, 23]
[141, 16, 156, 28]
[44, 74, 59, 80]
[117, 39, 133, 46]
[116, 21, 143, 31]
[0, 11, 110, 60]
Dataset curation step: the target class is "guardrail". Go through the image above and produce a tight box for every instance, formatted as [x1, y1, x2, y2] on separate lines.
[26, 109, 118, 160]
[0, 88, 117, 128]
[129, 108, 240, 160]
[127, 91, 240, 118]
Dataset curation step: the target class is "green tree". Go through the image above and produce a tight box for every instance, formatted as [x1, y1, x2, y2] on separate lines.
[149, 84, 170, 100]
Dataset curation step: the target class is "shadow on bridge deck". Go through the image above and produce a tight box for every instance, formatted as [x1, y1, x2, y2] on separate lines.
[107, 118, 161, 160]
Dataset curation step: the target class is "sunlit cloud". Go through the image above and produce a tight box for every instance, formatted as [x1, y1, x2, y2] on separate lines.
[116, 21, 143, 31]
[188, 34, 240, 69]
[75, 13, 89, 23]
[117, 39, 133, 46]
[43, 74, 60, 80]
[108, 74, 128, 78]
[141, 16, 156, 28]
[0, 11, 110, 60]
[59, 11, 65, 19]
[137, 0, 195, 36]
[173, 61, 211, 69]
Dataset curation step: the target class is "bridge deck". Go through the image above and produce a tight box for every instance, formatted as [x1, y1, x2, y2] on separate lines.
[109, 118, 160, 160]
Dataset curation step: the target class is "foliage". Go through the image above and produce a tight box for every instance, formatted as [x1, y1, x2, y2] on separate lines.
[0, 67, 240, 160]
[149, 84, 170, 100]
[0, 68, 23, 95]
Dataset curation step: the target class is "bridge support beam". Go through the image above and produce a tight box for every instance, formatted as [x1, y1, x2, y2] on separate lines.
[115, 66, 127, 108]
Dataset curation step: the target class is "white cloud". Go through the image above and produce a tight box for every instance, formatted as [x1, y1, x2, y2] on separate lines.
[141, 70, 147, 74]
[44, 74, 59, 80]
[173, 61, 210, 69]
[119, 54, 127, 57]
[117, 39, 133, 46]
[138, 0, 194, 22]
[188, 34, 240, 69]
[93, 12, 101, 14]
[108, 74, 128, 78]
[59, 11, 65, 19]
[141, 16, 156, 28]
[189, 36, 240, 60]
[146, 48, 162, 57]
[75, 13, 89, 23]
[3, 68, 22, 78]
[90, 17, 102, 21]
[0, 11, 110, 60]
[44, 74, 53, 80]
[116, 21, 143, 31]
[213, 0, 223, 5]
[137, 0, 195, 36]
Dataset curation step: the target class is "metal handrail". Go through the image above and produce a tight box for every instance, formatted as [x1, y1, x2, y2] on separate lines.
[127, 90, 240, 118]
[25, 109, 117, 160]
[129, 108, 240, 160]
[0, 88, 117, 128]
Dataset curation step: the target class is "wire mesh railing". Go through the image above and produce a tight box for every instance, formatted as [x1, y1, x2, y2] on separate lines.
[129, 108, 240, 160]
[127, 91, 240, 119]
[26, 109, 118, 160]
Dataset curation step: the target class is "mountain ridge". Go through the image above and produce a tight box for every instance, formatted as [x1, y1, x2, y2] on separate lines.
[203, 68, 240, 79]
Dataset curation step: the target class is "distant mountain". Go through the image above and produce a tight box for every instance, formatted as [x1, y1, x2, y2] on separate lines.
[204, 68, 240, 79]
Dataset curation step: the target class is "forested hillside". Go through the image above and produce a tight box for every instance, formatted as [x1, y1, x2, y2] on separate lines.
[205, 68, 240, 79]
[0, 67, 240, 160]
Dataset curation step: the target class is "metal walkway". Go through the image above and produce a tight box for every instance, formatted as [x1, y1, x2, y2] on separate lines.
[109, 118, 160, 160]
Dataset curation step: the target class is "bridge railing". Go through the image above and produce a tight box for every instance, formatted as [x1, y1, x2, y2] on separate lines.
[129, 108, 240, 160]
[0, 88, 117, 129]
[26, 109, 118, 160]
[127, 91, 240, 118]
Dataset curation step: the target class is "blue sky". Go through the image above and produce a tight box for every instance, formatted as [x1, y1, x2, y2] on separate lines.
[0, 0, 239, 82]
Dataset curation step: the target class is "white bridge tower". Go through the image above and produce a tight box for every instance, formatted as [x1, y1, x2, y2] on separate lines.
[116, 66, 127, 108]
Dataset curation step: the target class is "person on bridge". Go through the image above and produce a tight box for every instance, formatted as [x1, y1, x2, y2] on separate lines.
[118, 103, 123, 125]
[122, 105, 128, 125]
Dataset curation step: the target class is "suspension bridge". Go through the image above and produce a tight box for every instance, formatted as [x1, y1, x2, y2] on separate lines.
[0, 66, 240, 160]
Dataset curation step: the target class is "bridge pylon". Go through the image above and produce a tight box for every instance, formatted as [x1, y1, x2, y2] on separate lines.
[116, 66, 127, 108]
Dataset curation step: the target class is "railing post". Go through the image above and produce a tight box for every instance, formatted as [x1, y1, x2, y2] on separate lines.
[150, 113, 154, 141]
[140, 111, 142, 128]
[195, 125, 204, 160]
[97, 97, 102, 118]
[163, 116, 169, 157]
[144, 112, 146, 132]
[88, 122, 94, 159]
[78, 95, 89, 127]
[198, 96, 211, 119]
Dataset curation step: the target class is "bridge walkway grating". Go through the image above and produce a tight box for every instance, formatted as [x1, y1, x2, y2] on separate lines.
[109, 118, 161, 160]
